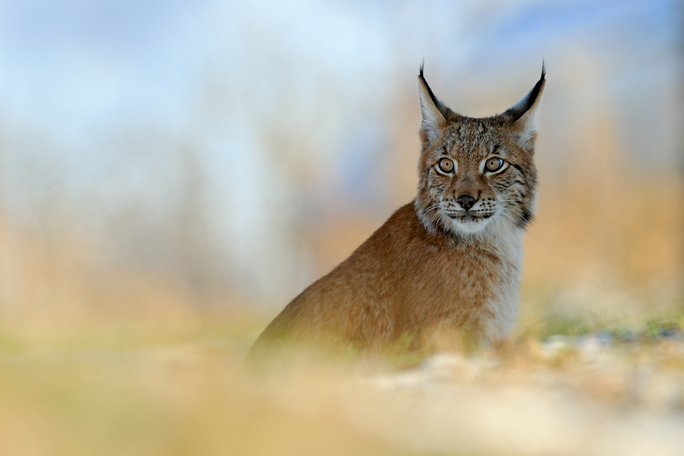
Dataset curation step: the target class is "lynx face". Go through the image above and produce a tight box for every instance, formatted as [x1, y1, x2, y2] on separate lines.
[415, 67, 545, 239]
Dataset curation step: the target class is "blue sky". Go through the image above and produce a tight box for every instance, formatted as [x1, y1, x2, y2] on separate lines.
[0, 0, 677, 141]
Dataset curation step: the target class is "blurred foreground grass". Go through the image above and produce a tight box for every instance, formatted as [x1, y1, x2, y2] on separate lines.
[1, 303, 684, 456]
[0, 312, 400, 456]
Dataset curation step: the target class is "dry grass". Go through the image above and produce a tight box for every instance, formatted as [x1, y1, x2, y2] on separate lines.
[1, 312, 684, 456]
[0, 315, 412, 456]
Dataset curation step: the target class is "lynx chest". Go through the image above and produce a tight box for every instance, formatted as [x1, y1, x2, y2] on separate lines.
[393, 230, 523, 341]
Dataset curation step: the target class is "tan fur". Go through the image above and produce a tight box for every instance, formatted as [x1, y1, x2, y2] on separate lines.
[248, 66, 546, 358]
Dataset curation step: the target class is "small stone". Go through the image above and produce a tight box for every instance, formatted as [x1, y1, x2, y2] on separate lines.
[539, 335, 575, 358]
[420, 353, 476, 381]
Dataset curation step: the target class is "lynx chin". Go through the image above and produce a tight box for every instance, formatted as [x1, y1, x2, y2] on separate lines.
[248, 65, 545, 358]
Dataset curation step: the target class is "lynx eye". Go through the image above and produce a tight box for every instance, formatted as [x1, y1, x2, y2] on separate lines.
[484, 157, 504, 173]
[437, 158, 454, 173]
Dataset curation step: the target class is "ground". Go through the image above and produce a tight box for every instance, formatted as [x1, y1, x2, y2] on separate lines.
[1, 313, 683, 456]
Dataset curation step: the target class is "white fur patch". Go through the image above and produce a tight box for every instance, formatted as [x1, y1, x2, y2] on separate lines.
[449, 217, 492, 234]
[480, 215, 524, 341]
[450, 211, 525, 341]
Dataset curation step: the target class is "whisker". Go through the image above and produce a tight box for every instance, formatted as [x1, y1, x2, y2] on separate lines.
[424, 204, 440, 214]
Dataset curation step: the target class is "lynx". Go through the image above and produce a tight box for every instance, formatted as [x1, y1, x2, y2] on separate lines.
[248, 65, 545, 358]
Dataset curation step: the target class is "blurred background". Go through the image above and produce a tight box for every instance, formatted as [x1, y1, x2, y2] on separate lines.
[1, 2, 684, 456]
[0, 0, 681, 329]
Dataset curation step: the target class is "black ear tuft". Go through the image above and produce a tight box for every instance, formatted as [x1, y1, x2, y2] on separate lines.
[505, 62, 546, 122]
[418, 63, 443, 116]
[500, 62, 546, 151]
[417, 63, 450, 146]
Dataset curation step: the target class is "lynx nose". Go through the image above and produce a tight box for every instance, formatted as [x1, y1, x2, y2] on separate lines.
[456, 194, 476, 211]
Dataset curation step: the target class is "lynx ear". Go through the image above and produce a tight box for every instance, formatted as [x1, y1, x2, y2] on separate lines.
[503, 64, 546, 151]
[418, 64, 448, 146]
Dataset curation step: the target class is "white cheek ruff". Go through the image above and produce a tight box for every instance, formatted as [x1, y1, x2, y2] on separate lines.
[444, 205, 527, 239]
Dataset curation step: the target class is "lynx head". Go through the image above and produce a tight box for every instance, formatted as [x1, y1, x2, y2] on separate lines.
[414, 65, 545, 239]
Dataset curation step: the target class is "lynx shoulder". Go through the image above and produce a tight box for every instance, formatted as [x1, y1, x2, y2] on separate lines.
[248, 65, 546, 358]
